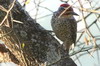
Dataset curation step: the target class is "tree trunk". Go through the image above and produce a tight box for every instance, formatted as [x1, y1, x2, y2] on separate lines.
[0, 0, 77, 66]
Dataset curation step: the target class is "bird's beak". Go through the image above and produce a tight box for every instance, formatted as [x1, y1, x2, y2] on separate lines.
[70, 11, 79, 16]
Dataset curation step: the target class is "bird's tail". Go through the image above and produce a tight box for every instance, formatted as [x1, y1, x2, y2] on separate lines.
[63, 40, 72, 53]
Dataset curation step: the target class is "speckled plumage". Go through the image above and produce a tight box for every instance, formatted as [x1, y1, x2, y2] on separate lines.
[51, 7, 77, 52]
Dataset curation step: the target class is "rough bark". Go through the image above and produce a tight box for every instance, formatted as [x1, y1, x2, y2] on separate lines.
[0, 0, 77, 66]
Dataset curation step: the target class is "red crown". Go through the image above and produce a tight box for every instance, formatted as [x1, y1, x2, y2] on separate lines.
[60, 4, 70, 7]
[60, 3, 73, 11]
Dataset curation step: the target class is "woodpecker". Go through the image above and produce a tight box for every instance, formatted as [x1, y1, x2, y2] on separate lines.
[51, 3, 78, 53]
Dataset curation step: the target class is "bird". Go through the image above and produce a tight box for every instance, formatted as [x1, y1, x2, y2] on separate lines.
[51, 3, 78, 53]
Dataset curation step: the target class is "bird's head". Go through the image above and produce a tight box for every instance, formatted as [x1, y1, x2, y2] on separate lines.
[57, 3, 78, 18]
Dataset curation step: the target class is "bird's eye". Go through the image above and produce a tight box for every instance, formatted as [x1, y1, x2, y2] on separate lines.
[58, 7, 65, 11]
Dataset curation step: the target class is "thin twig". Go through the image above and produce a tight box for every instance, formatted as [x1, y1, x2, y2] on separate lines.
[0, 0, 16, 26]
